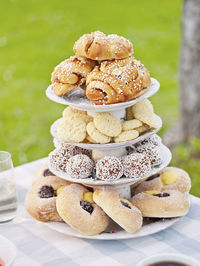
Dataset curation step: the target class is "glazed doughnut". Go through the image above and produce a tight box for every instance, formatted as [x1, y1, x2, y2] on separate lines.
[93, 187, 143, 233]
[131, 189, 190, 218]
[133, 167, 191, 195]
[25, 178, 70, 222]
[56, 184, 109, 235]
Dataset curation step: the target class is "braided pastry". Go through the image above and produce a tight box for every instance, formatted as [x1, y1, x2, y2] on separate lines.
[86, 57, 151, 105]
[51, 56, 97, 96]
[73, 31, 133, 60]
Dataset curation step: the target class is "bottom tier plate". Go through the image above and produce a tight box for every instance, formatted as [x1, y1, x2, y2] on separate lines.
[46, 217, 181, 240]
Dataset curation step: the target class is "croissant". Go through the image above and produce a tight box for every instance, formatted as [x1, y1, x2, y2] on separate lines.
[86, 57, 151, 105]
[73, 31, 133, 60]
[51, 56, 97, 96]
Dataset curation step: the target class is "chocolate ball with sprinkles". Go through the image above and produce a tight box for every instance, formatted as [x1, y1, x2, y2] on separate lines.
[134, 144, 162, 167]
[122, 153, 151, 179]
[48, 148, 72, 172]
[96, 156, 123, 181]
[135, 134, 161, 148]
[66, 154, 94, 179]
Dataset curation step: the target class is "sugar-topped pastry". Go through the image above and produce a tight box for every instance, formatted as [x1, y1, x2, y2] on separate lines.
[133, 167, 191, 195]
[131, 189, 190, 218]
[93, 187, 143, 234]
[51, 56, 97, 96]
[56, 184, 109, 235]
[66, 154, 94, 179]
[86, 56, 151, 105]
[96, 156, 123, 180]
[123, 153, 151, 179]
[73, 31, 133, 60]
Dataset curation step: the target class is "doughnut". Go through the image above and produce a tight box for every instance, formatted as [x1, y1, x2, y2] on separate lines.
[122, 119, 142, 131]
[63, 107, 92, 124]
[48, 148, 72, 172]
[96, 156, 123, 180]
[134, 144, 162, 167]
[93, 112, 122, 137]
[57, 118, 86, 143]
[123, 153, 151, 179]
[56, 184, 109, 235]
[25, 178, 70, 222]
[133, 167, 191, 195]
[66, 154, 94, 179]
[86, 122, 111, 144]
[93, 187, 143, 233]
[131, 189, 190, 218]
[114, 130, 139, 143]
[32, 164, 56, 184]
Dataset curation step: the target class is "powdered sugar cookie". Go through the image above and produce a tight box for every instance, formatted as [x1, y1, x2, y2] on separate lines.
[122, 119, 142, 131]
[57, 118, 86, 143]
[93, 112, 122, 137]
[63, 107, 92, 124]
[114, 130, 139, 143]
[87, 122, 111, 144]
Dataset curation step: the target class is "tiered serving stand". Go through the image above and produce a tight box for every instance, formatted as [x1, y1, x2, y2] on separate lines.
[45, 78, 180, 240]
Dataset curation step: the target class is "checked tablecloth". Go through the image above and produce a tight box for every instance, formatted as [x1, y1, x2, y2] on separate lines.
[0, 158, 200, 266]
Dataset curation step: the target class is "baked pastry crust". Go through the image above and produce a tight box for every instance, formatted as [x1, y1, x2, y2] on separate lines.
[51, 56, 97, 96]
[73, 31, 133, 60]
[86, 57, 151, 105]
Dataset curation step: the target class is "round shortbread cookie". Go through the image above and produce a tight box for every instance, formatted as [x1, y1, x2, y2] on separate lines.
[135, 123, 150, 134]
[86, 134, 98, 144]
[132, 99, 154, 116]
[93, 112, 122, 137]
[122, 119, 142, 131]
[114, 130, 139, 143]
[57, 118, 86, 143]
[134, 114, 159, 129]
[63, 107, 92, 124]
[86, 122, 111, 144]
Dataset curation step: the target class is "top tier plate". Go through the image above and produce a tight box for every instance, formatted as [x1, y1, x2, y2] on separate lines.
[46, 78, 160, 112]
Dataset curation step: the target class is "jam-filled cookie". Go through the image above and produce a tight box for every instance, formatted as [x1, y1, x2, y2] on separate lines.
[131, 189, 190, 218]
[133, 167, 191, 195]
[93, 187, 143, 234]
[25, 178, 70, 222]
[56, 184, 109, 235]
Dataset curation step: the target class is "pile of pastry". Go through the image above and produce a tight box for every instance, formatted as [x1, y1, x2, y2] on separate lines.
[56, 99, 159, 144]
[49, 135, 163, 181]
[50, 31, 151, 105]
[25, 165, 191, 236]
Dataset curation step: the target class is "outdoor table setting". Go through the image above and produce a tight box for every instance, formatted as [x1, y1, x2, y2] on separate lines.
[1, 27, 200, 266]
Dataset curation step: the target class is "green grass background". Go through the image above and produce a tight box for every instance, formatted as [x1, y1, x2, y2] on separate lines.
[0, 0, 199, 196]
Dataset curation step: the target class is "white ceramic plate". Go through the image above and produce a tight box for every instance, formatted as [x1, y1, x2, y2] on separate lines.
[46, 217, 181, 240]
[0, 235, 16, 266]
[47, 143, 172, 186]
[50, 115, 162, 151]
[46, 78, 160, 112]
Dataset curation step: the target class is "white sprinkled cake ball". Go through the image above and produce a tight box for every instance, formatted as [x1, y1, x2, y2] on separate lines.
[96, 156, 123, 180]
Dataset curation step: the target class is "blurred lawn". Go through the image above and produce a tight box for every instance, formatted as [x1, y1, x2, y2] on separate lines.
[0, 0, 199, 196]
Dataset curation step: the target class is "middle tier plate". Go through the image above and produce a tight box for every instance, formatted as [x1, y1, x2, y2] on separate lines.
[47, 143, 172, 186]
[50, 115, 162, 150]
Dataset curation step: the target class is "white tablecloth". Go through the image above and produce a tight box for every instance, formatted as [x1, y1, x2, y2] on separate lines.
[0, 158, 200, 266]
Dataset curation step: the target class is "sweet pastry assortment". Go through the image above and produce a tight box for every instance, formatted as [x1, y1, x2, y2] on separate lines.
[25, 31, 192, 238]
[25, 165, 191, 235]
[48, 135, 163, 181]
[56, 99, 159, 144]
[50, 31, 151, 105]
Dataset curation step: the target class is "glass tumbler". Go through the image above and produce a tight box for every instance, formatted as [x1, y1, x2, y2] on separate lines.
[0, 151, 17, 222]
